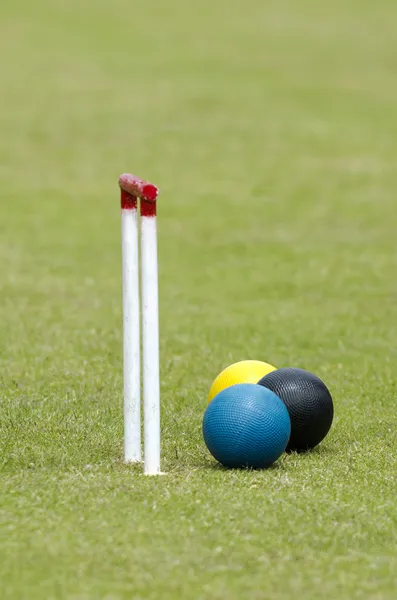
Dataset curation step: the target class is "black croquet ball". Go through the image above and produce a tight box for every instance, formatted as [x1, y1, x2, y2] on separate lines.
[257, 368, 334, 452]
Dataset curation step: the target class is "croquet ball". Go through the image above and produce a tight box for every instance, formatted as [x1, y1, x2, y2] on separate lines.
[203, 383, 291, 469]
[208, 360, 276, 403]
[258, 368, 334, 452]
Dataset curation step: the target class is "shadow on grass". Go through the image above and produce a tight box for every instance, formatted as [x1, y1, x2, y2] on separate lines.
[205, 460, 283, 473]
[285, 443, 337, 458]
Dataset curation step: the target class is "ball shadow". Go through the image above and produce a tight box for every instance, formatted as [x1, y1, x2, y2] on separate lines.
[286, 444, 336, 457]
[206, 460, 282, 473]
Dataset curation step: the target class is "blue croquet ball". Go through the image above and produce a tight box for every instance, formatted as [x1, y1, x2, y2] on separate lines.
[202, 383, 291, 469]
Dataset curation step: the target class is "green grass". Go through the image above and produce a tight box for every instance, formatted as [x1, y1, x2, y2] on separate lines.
[1, 0, 397, 597]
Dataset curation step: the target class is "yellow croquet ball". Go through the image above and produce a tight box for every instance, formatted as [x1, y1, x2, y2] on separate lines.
[208, 360, 277, 403]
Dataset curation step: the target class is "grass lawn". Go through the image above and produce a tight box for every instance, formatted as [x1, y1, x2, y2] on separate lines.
[1, 0, 397, 598]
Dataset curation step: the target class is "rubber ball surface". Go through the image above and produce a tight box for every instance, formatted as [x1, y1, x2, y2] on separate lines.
[258, 368, 334, 452]
[208, 360, 276, 403]
[203, 383, 291, 469]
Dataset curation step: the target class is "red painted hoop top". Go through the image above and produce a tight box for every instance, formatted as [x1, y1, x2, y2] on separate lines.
[120, 189, 137, 210]
[119, 173, 159, 202]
